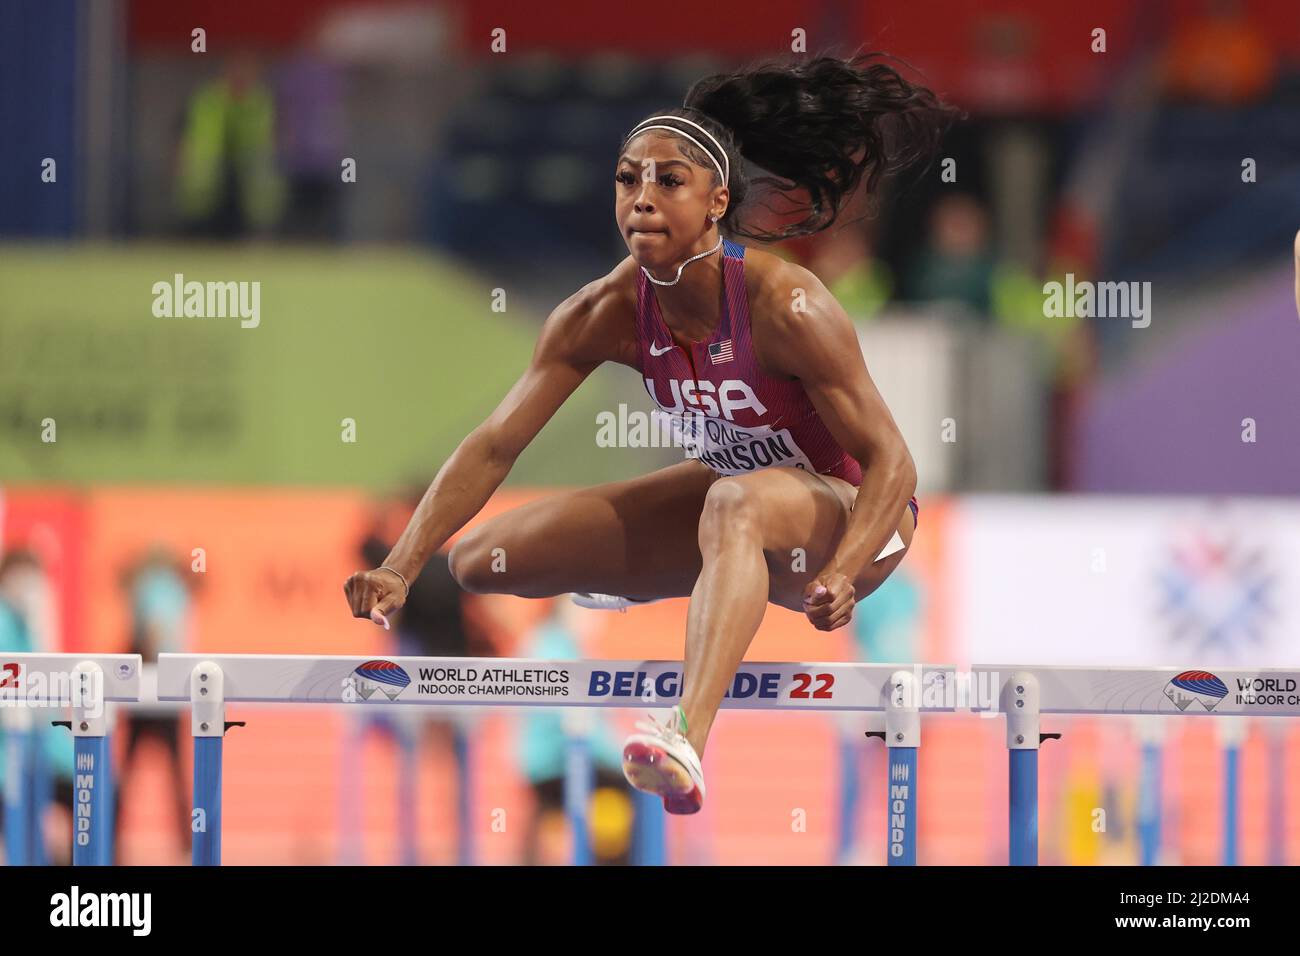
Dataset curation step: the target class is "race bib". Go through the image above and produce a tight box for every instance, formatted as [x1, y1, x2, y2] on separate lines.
[671, 413, 815, 476]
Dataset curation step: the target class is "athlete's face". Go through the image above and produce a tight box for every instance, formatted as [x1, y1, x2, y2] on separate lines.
[615, 132, 728, 270]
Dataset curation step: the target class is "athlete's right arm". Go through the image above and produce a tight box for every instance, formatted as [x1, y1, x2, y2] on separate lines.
[344, 272, 634, 625]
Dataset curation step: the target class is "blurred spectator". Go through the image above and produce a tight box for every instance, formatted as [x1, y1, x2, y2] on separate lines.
[359, 486, 491, 660]
[807, 224, 893, 321]
[850, 569, 923, 667]
[906, 194, 997, 316]
[275, 47, 346, 240]
[114, 546, 195, 856]
[0, 549, 75, 864]
[991, 202, 1100, 489]
[175, 53, 285, 238]
[1161, 0, 1277, 106]
[340, 489, 492, 865]
[515, 599, 631, 866]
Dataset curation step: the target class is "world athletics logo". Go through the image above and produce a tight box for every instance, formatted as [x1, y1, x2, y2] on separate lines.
[351, 660, 412, 702]
[1154, 523, 1275, 656]
[1162, 670, 1228, 712]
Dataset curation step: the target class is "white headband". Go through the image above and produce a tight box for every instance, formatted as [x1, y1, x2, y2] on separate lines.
[625, 114, 729, 186]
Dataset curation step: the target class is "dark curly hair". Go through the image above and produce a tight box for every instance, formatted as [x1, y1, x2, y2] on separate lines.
[625, 51, 960, 243]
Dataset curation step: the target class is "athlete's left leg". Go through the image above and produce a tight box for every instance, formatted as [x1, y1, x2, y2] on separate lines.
[679, 467, 915, 759]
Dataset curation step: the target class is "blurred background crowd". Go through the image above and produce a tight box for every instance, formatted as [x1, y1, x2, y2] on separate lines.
[0, 0, 1297, 866]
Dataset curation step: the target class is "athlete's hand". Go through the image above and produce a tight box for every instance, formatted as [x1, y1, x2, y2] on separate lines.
[343, 567, 408, 629]
[802, 572, 855, 631]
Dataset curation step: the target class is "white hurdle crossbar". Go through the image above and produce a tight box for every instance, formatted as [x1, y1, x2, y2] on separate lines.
[154, 654, 1300, 866]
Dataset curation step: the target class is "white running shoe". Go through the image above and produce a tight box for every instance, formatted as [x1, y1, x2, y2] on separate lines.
[569, 592, 660, 612]
[622, 706, 705, 814]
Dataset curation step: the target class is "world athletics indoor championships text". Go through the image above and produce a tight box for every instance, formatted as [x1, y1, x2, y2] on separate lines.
[416, 666, 571, 698]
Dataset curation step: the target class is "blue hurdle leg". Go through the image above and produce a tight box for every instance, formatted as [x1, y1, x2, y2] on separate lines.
[31, 735, 51, 865]
[189, 661, 232, 867]
[631, 790, 666, 865]
[1003, 672, 1045, 866]
[337, 713, 364, 865]
[100, 718, 116, 866]
[72, 736, 111, 866]
[886, 746, 918, 865]
[453, 723, 473, 866]
[65, 662, 114, 867]
[1215, 717, 1247, 867]
[397, 718, 419, 867]
[564, 734, 593, 866]
[192, 736, 222, 866]
[837, 732, 861, 865]
[1223, 742, 1240, 866]
[1137, 741, 1162, 866]
[4, 723, 36, 865]
[883, 669, 921, 866]
[1009, 748, 1038, 866]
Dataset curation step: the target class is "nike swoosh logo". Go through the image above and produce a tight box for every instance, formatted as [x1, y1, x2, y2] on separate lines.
[649, 341, 673, 356]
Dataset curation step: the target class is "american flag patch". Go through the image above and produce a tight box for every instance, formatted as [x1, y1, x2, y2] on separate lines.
[708, 339, 734, 364]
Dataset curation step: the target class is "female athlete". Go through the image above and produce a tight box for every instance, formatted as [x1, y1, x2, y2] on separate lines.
[345, 53, 955, 814]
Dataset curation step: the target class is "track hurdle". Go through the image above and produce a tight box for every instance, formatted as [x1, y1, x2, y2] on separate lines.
[2, 706, 46, 866]
[154, 655, 1300, 866]
[0, 653, 142, 865]
[1135, 717, 1166, 866]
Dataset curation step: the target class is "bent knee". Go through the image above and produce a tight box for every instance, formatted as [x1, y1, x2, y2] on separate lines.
[447, 529, 503, 594]
[697, 477, 766, 551]
[699, 476, 762, 528]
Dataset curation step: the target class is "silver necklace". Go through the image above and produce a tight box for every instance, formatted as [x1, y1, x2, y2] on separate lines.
[641, 238, 724, 287]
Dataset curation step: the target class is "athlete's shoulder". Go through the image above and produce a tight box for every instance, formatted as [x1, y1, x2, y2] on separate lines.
[739, 245, 857, 377]
[740, 246, 828, 311]
[741, 246, 843, 339]
[538, 257, 639, 369]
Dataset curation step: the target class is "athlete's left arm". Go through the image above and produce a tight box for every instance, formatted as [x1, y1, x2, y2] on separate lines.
[759, 266, 917, 592]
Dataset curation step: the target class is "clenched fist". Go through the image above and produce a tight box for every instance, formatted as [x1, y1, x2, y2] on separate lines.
[802, 571, 856, 631]
[343, 567, 408, 629]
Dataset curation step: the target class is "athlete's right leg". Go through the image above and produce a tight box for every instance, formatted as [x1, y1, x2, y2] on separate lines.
[446, 459, 714, 600]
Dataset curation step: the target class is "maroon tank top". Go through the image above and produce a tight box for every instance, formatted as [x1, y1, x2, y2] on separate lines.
[634, 238, 864, 485]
